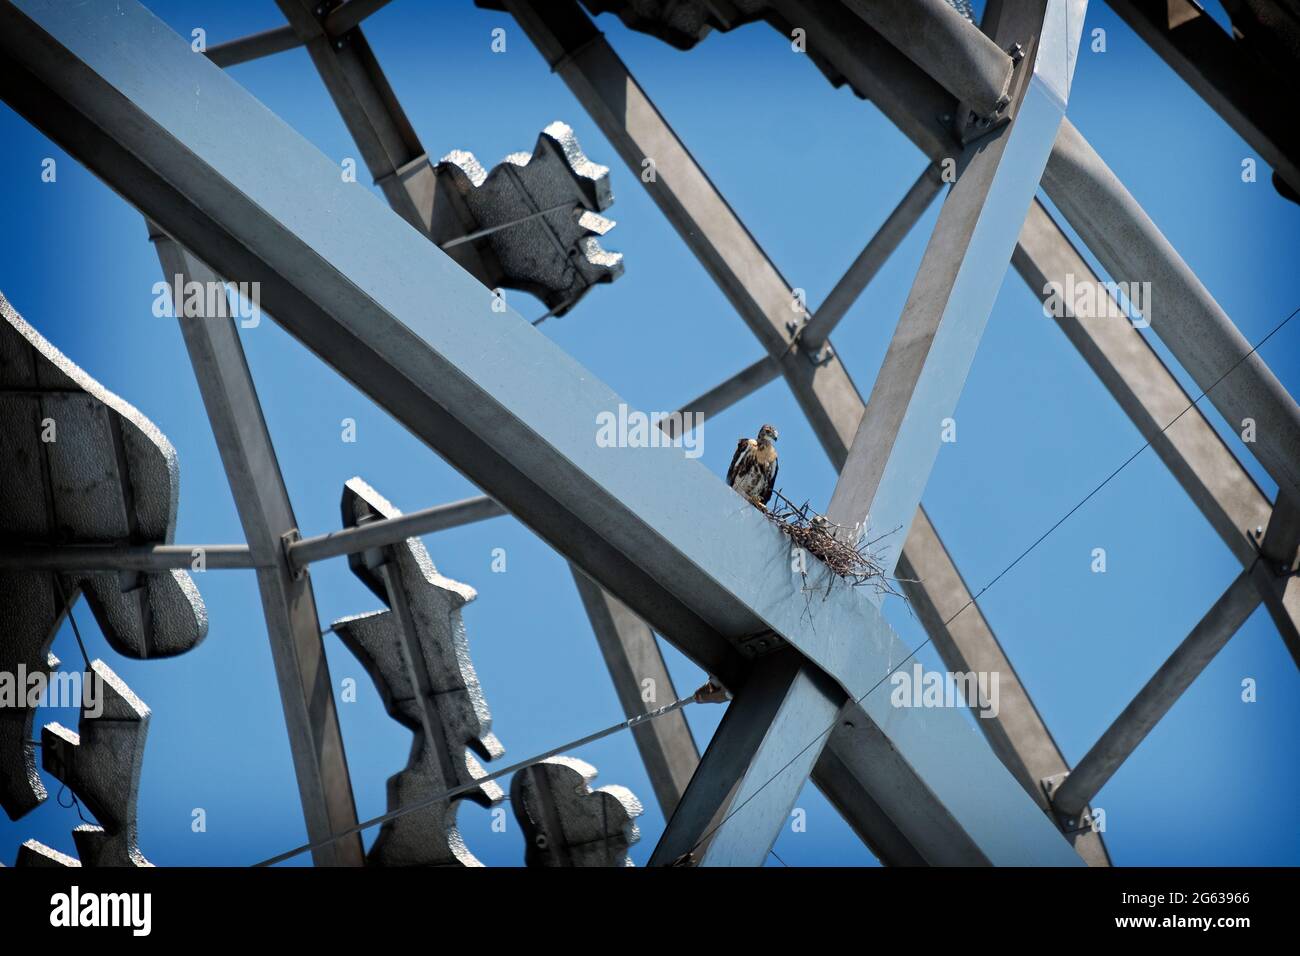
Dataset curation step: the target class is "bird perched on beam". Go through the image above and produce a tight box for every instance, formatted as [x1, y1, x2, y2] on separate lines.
[727, 424, 779, 509]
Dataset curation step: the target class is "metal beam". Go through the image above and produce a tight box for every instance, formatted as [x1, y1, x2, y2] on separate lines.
[500, 0, 1092, 864]
[570, 566, 699, 818]
[323, 0, 395, 37]
[842, 0, 1015, 119]
[799, 162, 944, 355]
[1013, 198, 1300, 664]
[148, 233, 364, 866]
[0, 543, 258, 571]
[826, 0, 1082, 556]
[289, 495, 508, 569]
[0, 0, 1078, 865]
[274, 0, 440, 238]
[1105, 0, 1300, 198]
[1049, 570, 1260, 821]
[1042, 118, 1300, 507]
[205, 25, 301, 69]
[649, 650, 841, 866]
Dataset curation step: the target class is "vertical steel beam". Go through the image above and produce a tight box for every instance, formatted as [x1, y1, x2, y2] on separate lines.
[569, 565, 699, 818]
[150, 233, 364, 866]
[826, 0, 1084, 559]
[1050, 570, 1260, 820]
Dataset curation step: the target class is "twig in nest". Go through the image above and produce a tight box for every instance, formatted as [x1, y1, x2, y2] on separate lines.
[765, 489, 905, 601]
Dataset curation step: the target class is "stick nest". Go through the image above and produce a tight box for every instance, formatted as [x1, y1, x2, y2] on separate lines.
[765, 490, 905, 600]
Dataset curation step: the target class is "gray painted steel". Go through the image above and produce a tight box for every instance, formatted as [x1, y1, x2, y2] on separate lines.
[799, 162, 945, 354]
[149, 236, 363, 866]
[570, 566, 699, 818]
[1106, 0, 1300, 198]
[500, 0, 1088, 864]
[0, 0, 1079, 865]
[1042, 118, 1300, 507]
[844, 0, 1014, 118]
[827, 0, 1086, 564]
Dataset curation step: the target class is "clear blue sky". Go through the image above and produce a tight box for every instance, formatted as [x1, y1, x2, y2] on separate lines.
[1, 0, 1297, 867]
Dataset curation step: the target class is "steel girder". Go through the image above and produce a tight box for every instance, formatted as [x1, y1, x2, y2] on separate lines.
[0, 0, 1080, 865]
[500, 0, 1106, 864]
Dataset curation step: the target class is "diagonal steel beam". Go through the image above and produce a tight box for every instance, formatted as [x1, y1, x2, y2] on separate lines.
[0, 0, 1079, 866]
[798, 162, 945, 355]
[1048, 569, 1260, 822]
[842, 0, 1014, 119]
[1014, 200, 1300, 664]
[1042, 118, 1300, 509]
[570, 566, 699, 818]
[826, 0, 1085, 556]
[500, 0, 1102, 864]
[148, 233, 364, 866]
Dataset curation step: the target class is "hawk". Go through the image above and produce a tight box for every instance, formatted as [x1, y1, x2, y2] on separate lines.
[727, 423, 779, 508]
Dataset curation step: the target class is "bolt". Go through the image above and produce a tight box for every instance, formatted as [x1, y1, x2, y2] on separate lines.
[1010, 42, 1025, 63]
[995, 93, 1011, 113]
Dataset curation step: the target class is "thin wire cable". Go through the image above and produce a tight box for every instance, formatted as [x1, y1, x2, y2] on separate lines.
[677, 302, 1300, 863]
[52, 579, 92, 669]
[251, 695, 697, 867]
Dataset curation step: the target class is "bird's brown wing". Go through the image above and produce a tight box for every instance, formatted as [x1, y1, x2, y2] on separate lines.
[726, 438, 750, 487]
[760, 455, 778, 505]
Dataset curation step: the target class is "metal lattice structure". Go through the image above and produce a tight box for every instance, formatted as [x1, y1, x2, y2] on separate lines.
[0, 0, 1297, 868]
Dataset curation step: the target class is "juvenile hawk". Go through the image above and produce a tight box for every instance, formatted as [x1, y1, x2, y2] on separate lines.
[727, 423, 779, 508]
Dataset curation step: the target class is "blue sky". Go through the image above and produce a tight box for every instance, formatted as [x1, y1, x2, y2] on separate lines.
[1, 0, 1297, 867]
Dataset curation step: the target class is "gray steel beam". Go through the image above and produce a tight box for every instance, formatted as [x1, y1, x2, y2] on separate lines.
[148, 234, 364, 866]
[0, 0, 1077, 865]
[799, 162, 945, 355]
[788, 0, 1300, 821]
[1050, 570, 1260, 821]
[570, 566, 699, 818]
[501, 0, 1093, 864]
[895, 508, 1108, 865]
[205, 25, 301, 69]
[826, 0, 1083, 557]
[274, 0, 440, 238]
[648, 650, 841, 866]
[1013, 199, 1300, 665]
[1105, 0, 1300, 198]
[289, 495, 508, 569]
[842, 0, 1014, 119]
[290, 354, 772, 568]
[1042, 118, 1300, 507]
[0, 543, 258, 571]
[323, 0, 395, 37]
